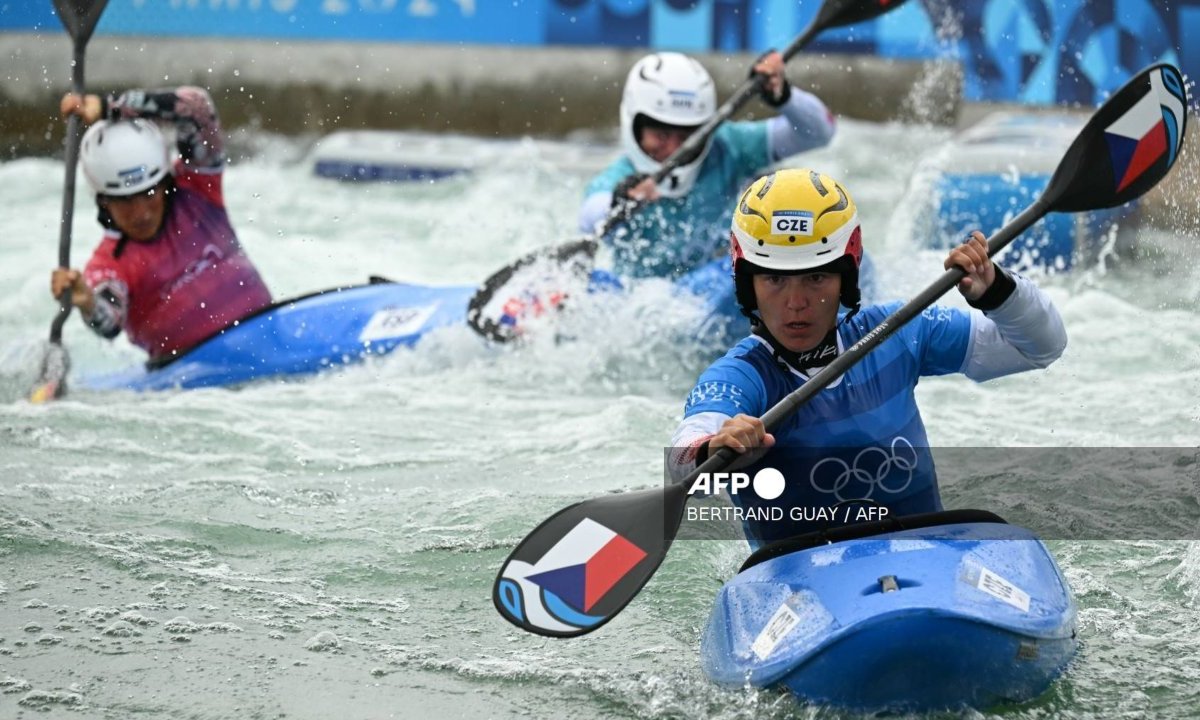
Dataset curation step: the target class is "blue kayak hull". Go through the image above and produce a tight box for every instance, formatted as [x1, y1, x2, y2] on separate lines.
[82, 281, 475, 391]
[917, 112, 1137, 271]
[700, 522, 1077, 712]
[78, 260, 745, 392]
[932, 172, 1133, 271]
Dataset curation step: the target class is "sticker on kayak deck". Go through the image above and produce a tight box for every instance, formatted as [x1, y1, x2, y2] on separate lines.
[771, 210, 814, 236]
[977, 566, 1031, 613]
[358, 304, 439, 342]
[751, 602, 801, 660]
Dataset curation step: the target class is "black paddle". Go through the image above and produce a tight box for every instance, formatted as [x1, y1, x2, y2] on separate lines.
[467, 0, 912, 343]
[30, 0, 111, 404]
[494, 63, 1190, 637]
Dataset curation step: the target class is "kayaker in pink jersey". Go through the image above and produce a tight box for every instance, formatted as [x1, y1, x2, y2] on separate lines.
[49, 86, 272, 361]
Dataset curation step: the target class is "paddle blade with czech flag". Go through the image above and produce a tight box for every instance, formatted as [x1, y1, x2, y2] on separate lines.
[494, 484, 687, 637]
[1046, 63, 1189, 213]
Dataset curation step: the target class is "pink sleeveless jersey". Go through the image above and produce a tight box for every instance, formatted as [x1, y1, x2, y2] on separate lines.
[83, 164, 272, 359]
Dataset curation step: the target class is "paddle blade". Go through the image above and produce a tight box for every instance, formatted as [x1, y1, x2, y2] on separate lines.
[1045, 64, 1190, 213]
[467, 239, 597, 343]
[811, 0, 911, 32]
[30, 341, 70, 404]
[494, 484, 687, 637]
[52, 0, 110, 44]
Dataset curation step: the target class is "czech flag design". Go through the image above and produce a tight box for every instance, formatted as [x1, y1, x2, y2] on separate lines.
[497, 518, 647, 635]
[526, 519, 647, 614]
[1105, 66, 1187, 193]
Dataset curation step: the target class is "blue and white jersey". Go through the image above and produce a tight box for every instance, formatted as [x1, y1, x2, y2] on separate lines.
[579, 89, 834, 279]
[670, 275, 1067, 548]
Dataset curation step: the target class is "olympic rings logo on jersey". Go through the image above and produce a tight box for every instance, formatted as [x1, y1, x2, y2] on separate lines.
[808, 437, 919, 501]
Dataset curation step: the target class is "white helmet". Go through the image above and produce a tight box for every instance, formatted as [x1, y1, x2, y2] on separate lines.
[619, 52, 717, 198]
[80, 118, 170, 196]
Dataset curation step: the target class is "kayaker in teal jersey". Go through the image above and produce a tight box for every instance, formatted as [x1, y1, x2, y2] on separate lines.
[668, 168, 1067, 550]
[578, 51, 837, 280]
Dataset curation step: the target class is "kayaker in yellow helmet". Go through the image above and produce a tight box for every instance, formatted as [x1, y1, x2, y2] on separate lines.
[668, 168, 1068, 549]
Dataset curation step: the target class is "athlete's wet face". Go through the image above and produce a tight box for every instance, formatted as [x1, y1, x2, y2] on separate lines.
[101, 180, 168, 242]
[638, 124, 695, 163]
[753, 271, 842, 353]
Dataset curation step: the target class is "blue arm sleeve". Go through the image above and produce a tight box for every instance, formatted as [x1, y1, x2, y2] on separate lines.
[670, 357, 769, 479]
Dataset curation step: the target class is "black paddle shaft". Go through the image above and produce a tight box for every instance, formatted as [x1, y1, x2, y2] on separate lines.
[656, 0, 911, 184]
[49, 0, 110, 344]
[49, 49, 86, 344]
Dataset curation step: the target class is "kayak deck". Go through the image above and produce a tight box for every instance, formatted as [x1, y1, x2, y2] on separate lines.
[701, 517, 1077, 712]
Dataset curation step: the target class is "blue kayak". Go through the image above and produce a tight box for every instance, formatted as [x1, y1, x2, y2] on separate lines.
[79, 256, 752, 392]
[701, 510, 1078, 712]
[82, 279, 476, 392]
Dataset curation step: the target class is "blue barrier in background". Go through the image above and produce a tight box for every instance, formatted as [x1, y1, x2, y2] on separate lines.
[1, 0, 1193, 106]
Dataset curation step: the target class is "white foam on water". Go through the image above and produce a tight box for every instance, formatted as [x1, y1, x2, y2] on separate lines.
[0, 121, 1197, 719]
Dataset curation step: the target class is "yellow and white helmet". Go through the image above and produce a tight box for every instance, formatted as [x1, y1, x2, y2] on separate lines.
[730, 168, 864, 316]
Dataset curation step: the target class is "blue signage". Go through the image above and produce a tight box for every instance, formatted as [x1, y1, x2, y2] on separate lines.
[1, 0, 1193, 105]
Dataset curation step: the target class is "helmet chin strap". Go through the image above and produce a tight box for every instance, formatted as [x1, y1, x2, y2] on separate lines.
[838, 304, 860, 327]
[752, 323, 840, 374]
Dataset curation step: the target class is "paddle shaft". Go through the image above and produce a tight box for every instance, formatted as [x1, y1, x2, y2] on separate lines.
[684, 199, 1051, 483]
[49, 40, 88, 344]
[650, 23, 821, 187]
